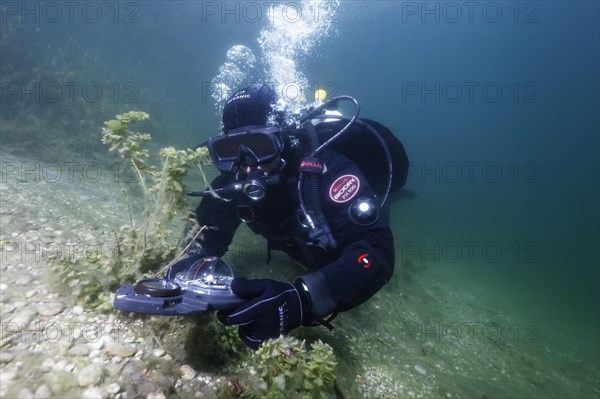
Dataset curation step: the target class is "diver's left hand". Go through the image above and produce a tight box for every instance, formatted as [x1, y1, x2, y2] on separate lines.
[218, 278, 306, 350]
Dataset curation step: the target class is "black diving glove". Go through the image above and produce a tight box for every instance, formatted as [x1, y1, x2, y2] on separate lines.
[217, 278, 306, 350]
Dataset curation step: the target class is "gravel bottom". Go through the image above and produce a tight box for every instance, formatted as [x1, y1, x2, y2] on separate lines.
[0, 152, 236, 399]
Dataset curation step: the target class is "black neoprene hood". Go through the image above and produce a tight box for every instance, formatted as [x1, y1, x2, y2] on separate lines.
[222, 84, 277, 133]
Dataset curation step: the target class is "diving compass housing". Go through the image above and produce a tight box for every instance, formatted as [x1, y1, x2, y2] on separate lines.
[113, 257, 246, 315]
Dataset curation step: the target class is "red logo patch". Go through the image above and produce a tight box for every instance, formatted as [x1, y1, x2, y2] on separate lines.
[357, 253, 372, 269]
[329, 174, 360, 203]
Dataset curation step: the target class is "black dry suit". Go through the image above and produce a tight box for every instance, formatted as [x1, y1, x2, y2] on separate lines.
[193, 119, 408, 320]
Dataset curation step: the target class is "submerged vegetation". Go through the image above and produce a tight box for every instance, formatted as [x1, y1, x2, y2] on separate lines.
[252, 337, 337, 399]
[49, 111, 211, 309]
[218, 336, 338, 399]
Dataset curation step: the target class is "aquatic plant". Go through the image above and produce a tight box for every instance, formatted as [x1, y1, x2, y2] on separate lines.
[244, 336, 338, 399]
[50, 111, 212, 309]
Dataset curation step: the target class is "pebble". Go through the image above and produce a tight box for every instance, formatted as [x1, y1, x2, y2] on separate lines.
[0, 370, 16, 384]
[82, 386, 107, 399]
[414, 364, 427, 375]
[105, 342, 136, 358]
[147, 391, 167, 399]
[42, 358, 55, 370]
[16, 388, 34, 399]
[68, 344, 90, 357]
[89, 349, 102, 358]
[0, 283, 7, 290]
[1, 304, 15, 314]
[78, 364, 104, 387]
[88, 338, 104, 351]
[0, 352, 15, 363]
[8, 307, 38, 326]
[34, 384, 52, 399]
[37, 301, 64, 316]
[106, 383, 121, 394]
[53, 359, 67, 371]
[153, 348, 165, 357]
[15, 275, 32, 286]
[180, 365, 197, 380]
[72, 305, 84, 315]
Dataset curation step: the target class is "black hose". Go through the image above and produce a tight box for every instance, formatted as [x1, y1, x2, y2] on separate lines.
[299, 96, 361, 157]
[298, 122, 336, 248]
[309, 115, 394, 207]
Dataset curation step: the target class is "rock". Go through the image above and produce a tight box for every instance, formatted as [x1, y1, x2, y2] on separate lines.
[41, 358, 55, 370]
[82, 386, 107, 399]
[0, 352, 15, 363]
[147, 391, 167, 399]
[104, 362, 125, 378]
[1, 304, 15, 314]
[68, 344, 90, 357]
[78, 364, 104, 387]
[34, 384, 52, 399]
[153, 348, 165, 357]
[8, 307, 38, 326]
[180, 365, 197, 380]
[414, 364, 427, 375]
[106, 383, 121, 394]
[16, 388, 34, 399]
[88, 338, 104, 351]
[0, 370, 16, 386]
[105, 342, 135, 358]
[45, 370, 78, 392]
[37, 301, 64, 316]
[89, 349, 101, 358]
[72, 305, 84, 315]
[0, 283, 7, 290]
[53, 359, 67, 370]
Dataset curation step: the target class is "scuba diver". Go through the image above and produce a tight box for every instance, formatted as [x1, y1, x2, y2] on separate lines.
[167, 84, 409, 350]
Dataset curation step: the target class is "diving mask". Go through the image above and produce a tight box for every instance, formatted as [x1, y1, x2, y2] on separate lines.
[206, 126, 284, 173]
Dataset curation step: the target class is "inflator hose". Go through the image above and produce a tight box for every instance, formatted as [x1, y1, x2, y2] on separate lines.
[299, 122, 337, 249]
[309, 115, 394, 207]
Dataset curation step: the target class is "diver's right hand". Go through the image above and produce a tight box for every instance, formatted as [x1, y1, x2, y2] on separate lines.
[166, 253, 205, 280]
